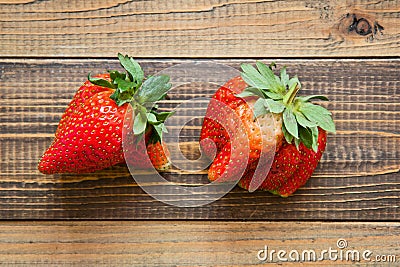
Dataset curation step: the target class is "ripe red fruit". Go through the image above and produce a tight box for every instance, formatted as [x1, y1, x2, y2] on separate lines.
[200, 62, 335, 196]
[199, 76, 248, 158]
[55, 73, 112, 137]
[200, 77, 283, 183]
[38, 54, 172, 174]
[272, 128, 327, 197]
[38, 90, 125, 174]
[238, 142, 300, 192]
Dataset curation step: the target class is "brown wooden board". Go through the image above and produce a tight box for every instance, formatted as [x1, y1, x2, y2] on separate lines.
[0, 58, 399, 220]
[0, 0, 399, 57]
[0, 221, 398, 266]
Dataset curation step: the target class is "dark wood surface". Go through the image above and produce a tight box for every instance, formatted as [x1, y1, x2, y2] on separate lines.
[1, 59, 399, 220]
[0, 0, 399, 265]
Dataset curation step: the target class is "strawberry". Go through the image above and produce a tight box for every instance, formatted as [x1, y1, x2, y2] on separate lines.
[272, 128, 327, 196]
[55, 73, 111, 137]
[238, 142, 300, 192]
[123, 126, 171, 171]
[199, 76, 247, 158]
[38, 53, 172, 174]
[204, 95, 283, 183]
[146, 141, 171, 171]
[200, 62, 335, 196]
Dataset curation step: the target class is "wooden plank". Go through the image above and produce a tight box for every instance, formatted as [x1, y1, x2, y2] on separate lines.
[0, 58, 399, 220]
[0, 221, 398, 266]
[0, 0, 399, 57]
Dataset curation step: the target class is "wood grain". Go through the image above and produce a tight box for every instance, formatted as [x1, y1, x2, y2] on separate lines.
[0, 221, 398, 266]
[0, 0, 399, 57]
[0, 58, 399, 220]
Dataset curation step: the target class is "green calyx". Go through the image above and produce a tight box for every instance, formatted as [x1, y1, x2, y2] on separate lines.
[236, 61, 336, 152]
[88, 53, 173, 140]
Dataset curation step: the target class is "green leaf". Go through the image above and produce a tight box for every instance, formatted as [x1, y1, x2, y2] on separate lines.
[236, 90, 255, 98]
[264, 99, 285, 113]
[317, 113, 335, 133]
[154, 111, 174, 122]
[115, 97, 132, 107]
[288, 76, 301, 91]
[109, 90, 120, 103]
[302, 103, 332, 115]
[263, 90, 283, 100]
[146, 112, 158, 124]
[310, 126, 319, 152]
[108, 70, 126, 82]
[282, 123, 293, 144]
[88, 73, 116, 89]
[295, 112, 317, 128]
[280, 66, 289, 88]
[137, 75, 172, 103]
[298, 95, 329, 102]
[294, 137, 300, 150]
[109, 90, 131, 106]
[283, 108, 299, 139]
[133, 112, 147, 135]
[162, 123, 168, 133]
[240, 63, 270, 89]
[114, 77, 135, 92]
[299, 126, 313, 149]
[117, 53, 144, 85]
[253, 98, 268, 119]
[153, 123, 165, 141]
[236, 87, 265, 98]
[255, 61, 283, 91]
[300, 103, 336, 133]
[275, 75, 282, 88]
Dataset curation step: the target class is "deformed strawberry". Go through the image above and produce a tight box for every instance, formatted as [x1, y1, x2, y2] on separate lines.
[38, 54, 172, 174]
[200, 62, 335, 196]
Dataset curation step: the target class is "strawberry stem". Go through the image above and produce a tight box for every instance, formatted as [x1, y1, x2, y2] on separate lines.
[283, 84, 299, 106]
[88, 53, 173, 140]
[238, 61, 335, 151]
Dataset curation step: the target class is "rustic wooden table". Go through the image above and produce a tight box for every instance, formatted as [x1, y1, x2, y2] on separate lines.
[0, 0, 399, 266]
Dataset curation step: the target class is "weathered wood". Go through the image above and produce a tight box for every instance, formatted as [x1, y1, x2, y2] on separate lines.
[0, 0, 399, 57]
[0, 58, 399, 220]
[0, 221, 398, 266]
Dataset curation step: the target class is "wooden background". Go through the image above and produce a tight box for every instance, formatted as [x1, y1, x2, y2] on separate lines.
[0, 0, 399, 265]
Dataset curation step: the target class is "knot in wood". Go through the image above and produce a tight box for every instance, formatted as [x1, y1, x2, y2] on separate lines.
[347, 14, 372, 36]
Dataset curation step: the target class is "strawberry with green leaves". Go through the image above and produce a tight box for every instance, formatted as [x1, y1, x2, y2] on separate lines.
[38, 54, 172, 174]
[200, 62, 335, 196]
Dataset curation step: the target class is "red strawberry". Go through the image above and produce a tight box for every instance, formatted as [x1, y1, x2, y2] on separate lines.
[238, 142, 300, 191]
[39, 90, 125, 174]
[200, 62, 335, 196]
[55, 73, 111, 137]
[205, 95, 283, 183]
[272, 128, 327, 196]
[38, 54, 172, 174]
[200, 77, 247, 158]
[147, 141, 170, 171]
[123, 126, 170, 171]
